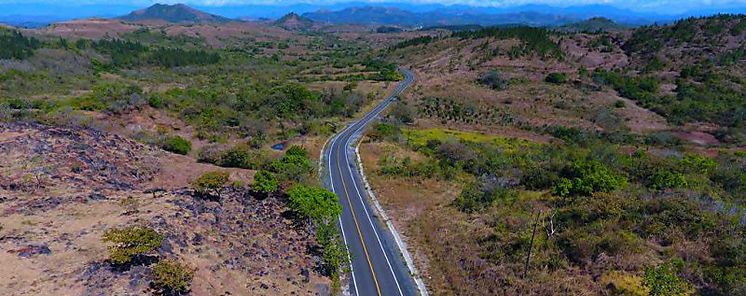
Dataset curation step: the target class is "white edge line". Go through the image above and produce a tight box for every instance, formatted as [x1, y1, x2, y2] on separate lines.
[344, 111, 404, 296]
[353, 136, 430, 296]
[323, 133, 359, 296]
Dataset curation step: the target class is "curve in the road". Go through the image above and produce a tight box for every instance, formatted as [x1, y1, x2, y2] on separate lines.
[325, 69, 417, 296]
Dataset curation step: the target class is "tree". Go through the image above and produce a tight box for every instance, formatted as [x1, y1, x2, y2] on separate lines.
[192, 171, 229, 198]
[287, 185, 341, 223]
[152, 259, 195, 295]
[253, 170, 279, 194]
[102, 226, 163, 265]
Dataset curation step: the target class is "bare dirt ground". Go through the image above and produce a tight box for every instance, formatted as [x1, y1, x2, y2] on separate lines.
[0, 122, 329, 296]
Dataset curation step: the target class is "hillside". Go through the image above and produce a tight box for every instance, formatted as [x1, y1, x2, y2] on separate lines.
[0, 122, 329, 295]
[119, 3, 231, 24]
[2, 4, 746, 296]
[359, 13, 746, 295]
[274, 12, 314, 31]
[557, 17, 627, 32]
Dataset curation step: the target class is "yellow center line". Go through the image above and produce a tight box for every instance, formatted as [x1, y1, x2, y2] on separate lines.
[336, 138, 382, 296]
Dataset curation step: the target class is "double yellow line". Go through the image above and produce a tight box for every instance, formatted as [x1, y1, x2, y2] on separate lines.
[335, 138, 383, 296]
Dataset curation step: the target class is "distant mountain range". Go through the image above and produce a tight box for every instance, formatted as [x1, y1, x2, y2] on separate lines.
[0, 2, 744, 28]
[302, 6, 578, 27]
[118, 3, 230, 24]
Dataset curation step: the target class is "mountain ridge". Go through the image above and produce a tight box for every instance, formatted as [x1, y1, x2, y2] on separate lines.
[118, 3, 231, 24]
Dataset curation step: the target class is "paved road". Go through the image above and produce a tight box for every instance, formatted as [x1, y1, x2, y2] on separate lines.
[325, 69, 418, 296]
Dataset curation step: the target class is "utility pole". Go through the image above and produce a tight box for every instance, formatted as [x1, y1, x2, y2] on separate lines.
[523, 210, 541, 279]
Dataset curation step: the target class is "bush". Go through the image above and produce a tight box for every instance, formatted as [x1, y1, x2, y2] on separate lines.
[390, 102, 416, 124]
[368, 122, 401, 142]
[643, 263, 691, 296]
[552, 160, 627, 197]
[545, 72, 568, 84]
[270, 147, 313, 183]
[152, 259, 194, 295]
[647, 170, 688, 190]
[253, 170, 278, 194]
[614, 100, 626, 108]
[191, 171, 229, 198]
[161, 136, 191, 155]
[102, 226, 163, 265]
[287, 185, 341, 222]
[478, 70, 509, 90]
[148, 95, 163, 108]
[285, 145, 309, 158]
[316, 220, 346, 277]
[196, 144, 223, 164]
[218, 146, 269, 169]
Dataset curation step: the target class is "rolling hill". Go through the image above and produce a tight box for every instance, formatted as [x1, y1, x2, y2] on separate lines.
[119, 3, 231, 24]
[274, 12, 315, 31]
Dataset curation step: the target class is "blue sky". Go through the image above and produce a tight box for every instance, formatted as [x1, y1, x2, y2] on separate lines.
[0, 0, 744, 10]
[0, 0, 744, 18]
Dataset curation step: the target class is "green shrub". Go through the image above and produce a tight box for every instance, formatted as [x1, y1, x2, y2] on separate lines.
[454, 182, 517, 213]
[191, 171, 229, 198]
[102, 226, 163, 265]
[545, 72, 568, 84]
[152, 259, 194, 295]
[285, 145, 309, 158]
[614, 100, 626, 108]
[368, 123, 401, 142]
[162, 136, 191, 155]
[648, 170, 688, 190]
[148, 95, 163, 108]
[270, 147, 313, 183]
[643, 263, 691, 296]
[218, 146, 269, 169]
[552, 160, 627, 197]
[287, 185, 341, 222]
[316, 220, 346, 277]
[253, 170, 279, 194]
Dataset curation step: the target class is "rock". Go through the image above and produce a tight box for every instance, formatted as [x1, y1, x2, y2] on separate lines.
[10, 244, 52, 258]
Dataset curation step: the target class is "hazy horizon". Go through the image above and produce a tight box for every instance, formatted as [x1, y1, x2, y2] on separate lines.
[0, 0, 744, 27]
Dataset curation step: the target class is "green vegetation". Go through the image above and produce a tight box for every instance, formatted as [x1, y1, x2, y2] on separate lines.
[0, 29, 41, 60]
[287, 185, 341, 222]
[643, 263, 692, 296]
[161, 136, 192, 155]
[252, 170, 279, 194]
[191, 171, 229, 198]
[551, 160, 627, 197]
[287, 184, 345, 277]
[268, 145, 314, 183]
[152, 259, 195, 295]
[390, 35, 435, 50]
[544, 72, 568, 84]
[453, 26, 563, 59]
[102, 226, 163, 265]
[593, 68, 745, 134]
[371, 120, 746, 294]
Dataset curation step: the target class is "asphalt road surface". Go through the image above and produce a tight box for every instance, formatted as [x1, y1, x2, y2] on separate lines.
[325, 69, 418, 296]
